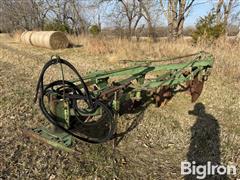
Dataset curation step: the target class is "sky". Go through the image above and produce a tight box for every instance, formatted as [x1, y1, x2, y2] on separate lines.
[96, 0, 240, 28]
[184, 1, 214, 27]
[99, 1, 216, 28]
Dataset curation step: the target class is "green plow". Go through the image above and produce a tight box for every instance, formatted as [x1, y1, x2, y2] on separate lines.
[24, 51, 214, 151]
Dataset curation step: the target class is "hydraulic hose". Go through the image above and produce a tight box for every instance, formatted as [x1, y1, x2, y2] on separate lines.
[34, 57, 115, 143]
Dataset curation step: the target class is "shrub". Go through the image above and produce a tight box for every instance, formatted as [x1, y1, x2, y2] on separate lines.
[44, 20, 70, 32]
[192, 13, 225, 43]
[89, 25, 101, 36]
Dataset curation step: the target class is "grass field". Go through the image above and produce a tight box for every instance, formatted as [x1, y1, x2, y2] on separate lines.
[0, 34, 239, 179]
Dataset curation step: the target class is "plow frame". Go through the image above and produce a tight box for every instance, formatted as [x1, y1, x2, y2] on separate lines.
[74, 51, 213, 111]
[24, 51, 214, 150]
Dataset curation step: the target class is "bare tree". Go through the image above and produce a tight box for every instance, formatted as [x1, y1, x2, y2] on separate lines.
[0, 0, 90, 34]
[45, 0, 72, 28]
[115, 0, 143, 37]
[215, 0, 238, 32]
[68, 0, 89, 34]
[159, 0, 196, 39]
[98, 0, 143, 38]
[44, 0, 89, 34]
[98, 0, 161, 39]
[138, 0, 159, 41]
[0, 0, 46, 32]
[216, 0, 224, 24]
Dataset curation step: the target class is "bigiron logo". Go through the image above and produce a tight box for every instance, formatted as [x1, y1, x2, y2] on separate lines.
[181, 161, 237, 179]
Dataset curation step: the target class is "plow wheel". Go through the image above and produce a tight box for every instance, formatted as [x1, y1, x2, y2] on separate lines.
[188, 77, 204, 103]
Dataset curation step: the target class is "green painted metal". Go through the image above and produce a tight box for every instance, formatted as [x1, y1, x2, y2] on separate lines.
[72, 51, 213, 117]
[32, 127, 73, 147]
[82, 59, 211, 81]
[141, 62, 205, 89]
[29, 51, 214, 151]
[72, 53, 213, 92]
[45, 95, 73, 146]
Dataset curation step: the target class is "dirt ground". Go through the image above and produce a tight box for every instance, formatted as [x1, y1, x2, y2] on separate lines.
[0, 36, 239, 179]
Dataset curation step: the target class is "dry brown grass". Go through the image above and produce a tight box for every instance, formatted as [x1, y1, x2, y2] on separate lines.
[68, 35, 240, 82]
[0, 34, 239, 179]
[68, 35, 197, 59]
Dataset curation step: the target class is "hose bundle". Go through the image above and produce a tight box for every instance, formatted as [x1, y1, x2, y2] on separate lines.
[34, 56, 115, 143]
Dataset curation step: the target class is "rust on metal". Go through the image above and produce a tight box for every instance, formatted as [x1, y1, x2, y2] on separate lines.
[100, 82, 131, 98]
[188, 77, 204, 102]
[154, 86, 173, 107]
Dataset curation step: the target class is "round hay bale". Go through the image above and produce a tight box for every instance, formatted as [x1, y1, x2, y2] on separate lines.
[20, 31, 69, 49]
[30, 31, 69, 49]
[20, 31, 34, 45]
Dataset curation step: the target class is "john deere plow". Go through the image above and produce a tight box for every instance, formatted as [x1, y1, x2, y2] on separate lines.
[24, 51, 214, 152]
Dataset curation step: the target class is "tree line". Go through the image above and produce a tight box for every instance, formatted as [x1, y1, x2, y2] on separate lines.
[0, 0, 239, 39]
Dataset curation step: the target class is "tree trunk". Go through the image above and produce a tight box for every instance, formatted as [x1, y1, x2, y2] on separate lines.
[160, 0, 195, 40]
[140, 0, 156, 41]
[216, 0, 224, 24]
[223, 0, 235, 35]
[177, 0, 186, 37]
[167, 0, 174, 38]
[128, 21, 132, 38]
